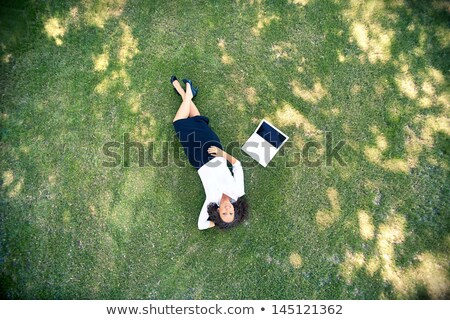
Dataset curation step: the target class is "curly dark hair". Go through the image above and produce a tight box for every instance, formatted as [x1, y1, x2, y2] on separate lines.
[207, 196, 249, 230]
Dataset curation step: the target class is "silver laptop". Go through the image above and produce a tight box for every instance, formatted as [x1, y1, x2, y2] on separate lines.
[241, 119, 289, 167]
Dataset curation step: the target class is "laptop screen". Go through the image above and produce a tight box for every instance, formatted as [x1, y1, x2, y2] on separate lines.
[256, 121, 287, 148]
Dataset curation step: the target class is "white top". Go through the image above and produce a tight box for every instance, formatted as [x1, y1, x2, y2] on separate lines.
[197, 157, 245, 230]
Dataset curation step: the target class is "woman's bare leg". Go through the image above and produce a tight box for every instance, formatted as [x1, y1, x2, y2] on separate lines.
[173, 83, 194, 122]
[172, 80, 200, 117]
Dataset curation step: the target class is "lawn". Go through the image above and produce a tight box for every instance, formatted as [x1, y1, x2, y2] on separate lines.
[0, 0, 449, 299]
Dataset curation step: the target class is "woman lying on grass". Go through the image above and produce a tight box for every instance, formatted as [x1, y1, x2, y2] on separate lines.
[171, 76, 249, 230]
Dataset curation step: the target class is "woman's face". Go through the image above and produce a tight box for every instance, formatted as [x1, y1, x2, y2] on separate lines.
[219, 199, 235, 223]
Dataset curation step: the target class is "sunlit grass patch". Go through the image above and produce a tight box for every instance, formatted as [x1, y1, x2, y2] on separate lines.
[316, 188, 341, 229]
[358, 210, 375, 240]
[291, 80, 328, 104]
[340, 250, 365, 284]
[44, 17, 66, 46]
[2, 170, 14, 187]
[93, 52, 109, 72]
[118, 22, 139, 64]
[251, 11, 280, 36]
[268, 102, 318, 134]
[344, 0, 396, 64]
[217, 38, 235, 65]
[83, 0, 126, 29]
[289, 252, 303, 269]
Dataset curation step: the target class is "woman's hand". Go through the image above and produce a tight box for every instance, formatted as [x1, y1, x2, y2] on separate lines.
[207, 146, 224, 157]
[207, 146, 238, 165]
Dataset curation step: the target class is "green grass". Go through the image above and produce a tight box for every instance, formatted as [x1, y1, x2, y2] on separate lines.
[0, 0, 449, 299]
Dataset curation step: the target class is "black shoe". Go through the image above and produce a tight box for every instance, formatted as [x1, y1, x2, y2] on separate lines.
[170, 75, 180, 96]
[182, 79, 198, 98]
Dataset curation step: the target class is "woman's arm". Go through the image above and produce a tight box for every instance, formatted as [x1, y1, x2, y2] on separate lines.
[198, 199, 215, 230]
[207, 146, 245, 196]
[207, 146, 237, 165]
[231, 160, 245, 196]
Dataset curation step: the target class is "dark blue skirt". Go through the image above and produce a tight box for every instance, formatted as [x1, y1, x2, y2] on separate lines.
[173, 116, 223, 170]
